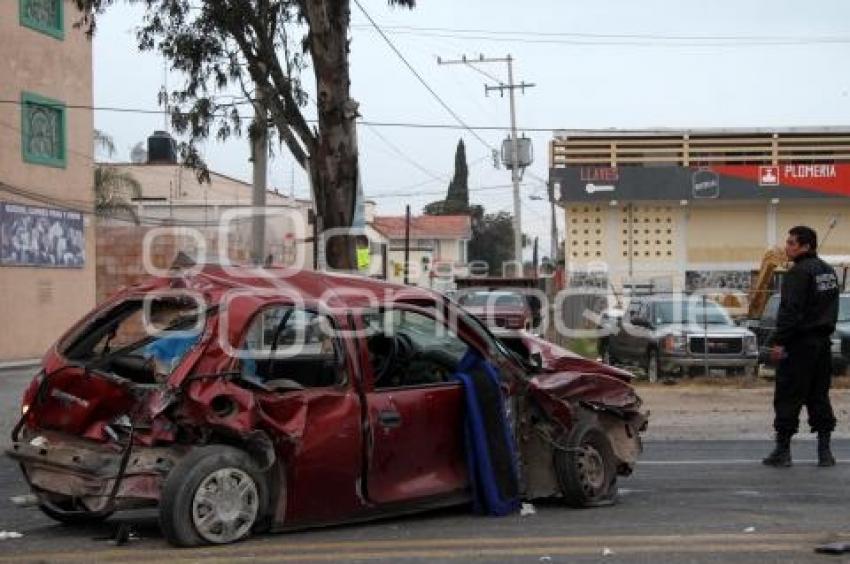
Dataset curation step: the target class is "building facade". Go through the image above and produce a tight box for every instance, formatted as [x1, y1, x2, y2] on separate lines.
[97, 157, 314, 303]
[0, 0, 94, 361]
[550, 128, 850, 294]
[370, 213, 471, 290]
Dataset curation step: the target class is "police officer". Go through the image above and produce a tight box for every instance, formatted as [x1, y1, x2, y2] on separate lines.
[763, 226, 839, 467]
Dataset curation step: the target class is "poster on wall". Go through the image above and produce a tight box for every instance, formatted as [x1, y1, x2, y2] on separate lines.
[0, 202, 85, 267]
[685, 270, 753, 292]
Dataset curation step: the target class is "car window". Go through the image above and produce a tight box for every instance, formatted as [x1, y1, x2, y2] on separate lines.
[459, 292, 524, 308]
[63, 296, 203, 379]
[763, 296, 781, 322]
[654, 300, 731, 325]
[364, 309, 470, 389]
[840, 295, 850, 323]
[240, 306, 343, 389]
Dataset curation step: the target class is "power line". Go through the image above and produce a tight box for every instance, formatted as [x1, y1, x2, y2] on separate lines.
[364, 124, 449, 183]
[351, 0, 495, 152]
[352, 24, 850, 46]
[367, 183, 525, 199]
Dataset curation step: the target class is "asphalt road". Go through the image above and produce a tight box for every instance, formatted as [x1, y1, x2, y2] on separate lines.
[1, 368, 849, 563]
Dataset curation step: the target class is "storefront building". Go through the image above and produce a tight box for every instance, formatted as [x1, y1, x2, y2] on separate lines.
[550, 128, 850, 294]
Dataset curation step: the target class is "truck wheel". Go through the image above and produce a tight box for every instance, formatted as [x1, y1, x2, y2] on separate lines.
[599, 339, 614, 365]
[159, 446, 269, 547]
[554, 421, 618, 508]
[645, 349, 660, 383]
[38, 495, 113, 525]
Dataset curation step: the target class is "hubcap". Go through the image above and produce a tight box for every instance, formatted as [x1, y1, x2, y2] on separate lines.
[577, 444, 606, 494]
[191, 468, 259, 544]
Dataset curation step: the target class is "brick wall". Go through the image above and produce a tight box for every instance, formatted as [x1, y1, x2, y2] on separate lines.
[95, 221, 252, 304]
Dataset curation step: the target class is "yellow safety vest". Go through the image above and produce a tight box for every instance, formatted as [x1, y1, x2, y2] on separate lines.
[357, 247, 371, 271]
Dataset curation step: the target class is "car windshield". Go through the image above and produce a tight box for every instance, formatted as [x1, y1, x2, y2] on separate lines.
[460, 292, 524, 308]
[654, 300, 731, 325]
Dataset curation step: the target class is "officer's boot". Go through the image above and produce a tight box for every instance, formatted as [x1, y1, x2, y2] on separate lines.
[762, 432, 792, 467]
[818, 431, 836, 467]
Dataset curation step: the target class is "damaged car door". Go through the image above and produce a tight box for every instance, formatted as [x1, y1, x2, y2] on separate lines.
[361, 307, 469, 505]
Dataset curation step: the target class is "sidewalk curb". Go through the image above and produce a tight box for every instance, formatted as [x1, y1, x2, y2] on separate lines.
[0, 359, 40, 373]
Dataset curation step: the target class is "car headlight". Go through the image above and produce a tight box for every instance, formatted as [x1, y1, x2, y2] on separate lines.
[745, 335, 758, 354]
[663, 334, 687, 353]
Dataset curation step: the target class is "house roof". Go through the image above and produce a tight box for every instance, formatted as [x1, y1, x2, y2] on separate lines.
[372, 214, 472, 240]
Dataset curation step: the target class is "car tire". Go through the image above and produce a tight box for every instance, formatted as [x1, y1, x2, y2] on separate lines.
[645, 349, 661, 384]
[38, 495, 113, 525]
[554, 420, 618, 508]
[159, 445, 269, 547]
[599, 339, 614, 365]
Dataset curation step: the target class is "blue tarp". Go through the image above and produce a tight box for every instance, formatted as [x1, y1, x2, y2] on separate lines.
[453, 350, 521, 516]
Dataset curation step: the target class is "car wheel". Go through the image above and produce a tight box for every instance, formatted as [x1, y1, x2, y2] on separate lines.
[38, 495, 113, 525]
[554, 421, 618, 508]
[645, 349, 660, 384]
[159, 445, 269, 547]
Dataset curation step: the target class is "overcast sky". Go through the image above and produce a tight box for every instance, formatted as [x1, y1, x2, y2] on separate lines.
[92, 0, 850, 256]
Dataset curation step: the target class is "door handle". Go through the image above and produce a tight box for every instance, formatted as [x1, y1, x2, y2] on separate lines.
[378, 409, 402, 428]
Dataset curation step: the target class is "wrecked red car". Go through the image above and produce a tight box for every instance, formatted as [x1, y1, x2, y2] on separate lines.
[8, 265, 647, 547]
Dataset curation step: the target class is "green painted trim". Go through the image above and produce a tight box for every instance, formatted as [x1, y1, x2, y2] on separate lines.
[19, 0, 64, 41]
[21, 91, 67, 169]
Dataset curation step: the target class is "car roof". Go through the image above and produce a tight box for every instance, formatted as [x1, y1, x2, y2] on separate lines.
[132, 264, 439, 310]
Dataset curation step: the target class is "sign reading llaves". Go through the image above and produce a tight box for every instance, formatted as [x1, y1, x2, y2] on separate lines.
[0, 202, 85, 267]
[551, 164, 850, 202]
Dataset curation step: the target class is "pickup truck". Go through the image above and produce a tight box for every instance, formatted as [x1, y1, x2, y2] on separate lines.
[600, 295, 758, 382]
[755, 293, 850, 375]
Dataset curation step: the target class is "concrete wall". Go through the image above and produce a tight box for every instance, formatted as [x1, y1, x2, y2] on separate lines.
[109, 163, 307, 205]
[384, 238, 468, 288]
[564, 199, 850, 293]
[687, 203, 767, 264]
[0, 1, 95, 361]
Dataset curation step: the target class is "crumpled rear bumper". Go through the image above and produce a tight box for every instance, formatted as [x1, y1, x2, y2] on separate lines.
[7, 431, 185, 512]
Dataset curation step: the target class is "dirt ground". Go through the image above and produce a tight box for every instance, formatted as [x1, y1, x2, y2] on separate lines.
[636, 378, 850, 440]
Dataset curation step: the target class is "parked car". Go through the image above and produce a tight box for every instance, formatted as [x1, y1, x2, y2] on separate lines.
[600, 295, 758, 382]
[757, 293, 850, 375]
[8, 265, 647, 547]
[457, 290, 533, 331]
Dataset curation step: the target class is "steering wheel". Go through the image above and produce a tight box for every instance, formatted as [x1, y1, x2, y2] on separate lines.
[369, 333, 398, 385]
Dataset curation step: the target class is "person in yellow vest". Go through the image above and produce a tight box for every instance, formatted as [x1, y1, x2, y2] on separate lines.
[356, 236, 371, 274]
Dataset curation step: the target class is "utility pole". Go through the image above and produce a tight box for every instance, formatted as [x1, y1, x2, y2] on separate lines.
[251, 87, 268, 265]
[549, 181, 559, 261]
[404, 205, 411, 285]
[438, 54, 534, 265]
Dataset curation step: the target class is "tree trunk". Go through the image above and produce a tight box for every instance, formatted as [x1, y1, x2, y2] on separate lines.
[304, 0, 358, 270]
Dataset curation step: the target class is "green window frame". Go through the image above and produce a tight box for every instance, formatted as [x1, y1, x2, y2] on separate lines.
[19, 0, 64, 40]
[21, 92, 67, 169]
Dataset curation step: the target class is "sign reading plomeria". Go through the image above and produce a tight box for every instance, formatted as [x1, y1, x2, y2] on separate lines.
[551, 164, 850, 202]
[0, 202, 85, 267]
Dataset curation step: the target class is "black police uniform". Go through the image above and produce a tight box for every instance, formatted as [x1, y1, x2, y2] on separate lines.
[770, 251, 839, 435]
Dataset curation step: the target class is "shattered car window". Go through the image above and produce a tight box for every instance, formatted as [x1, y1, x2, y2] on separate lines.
[61, 296, 203, 382]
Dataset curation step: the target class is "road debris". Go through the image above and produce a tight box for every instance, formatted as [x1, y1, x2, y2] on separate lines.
[815, 542, 850, 555]
[0, 532, 23, 540]
[520, 502, 536, 516]
[602, 547, 614, 556]
[743, 526, 756, 533]
[9, 494, 37, 507]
